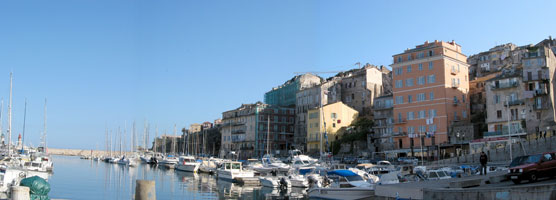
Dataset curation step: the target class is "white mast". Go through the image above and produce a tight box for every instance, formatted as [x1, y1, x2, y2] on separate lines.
[173, 124, 177, 154]
[0, 98, 3, 146]
[7, 72, 13, 156]
[43, 98, 47, 150]
[267, 115, 270, 156]
[154, 125, 158, 153]
[132, 121, 136, 152]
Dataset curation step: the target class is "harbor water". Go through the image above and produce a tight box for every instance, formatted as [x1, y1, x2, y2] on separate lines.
[47, 155, 307, 199]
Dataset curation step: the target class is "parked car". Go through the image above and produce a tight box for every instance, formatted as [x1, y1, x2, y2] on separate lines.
[507, 152, 556, 184]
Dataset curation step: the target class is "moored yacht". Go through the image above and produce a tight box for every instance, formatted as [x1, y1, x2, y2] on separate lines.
[217, 161, 254, 182]
[308, 170, 375, 200]
[176, 156, 200, 173]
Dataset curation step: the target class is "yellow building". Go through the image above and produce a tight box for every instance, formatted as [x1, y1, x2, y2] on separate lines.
[306, 102, 359, 153]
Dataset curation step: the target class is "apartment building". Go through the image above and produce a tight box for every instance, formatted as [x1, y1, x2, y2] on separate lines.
[371, 95, 395, 153]
[328, 64, 390, 116]
[264, 73, 322, 107]
[294, 80, 341, 151]
[220, 102, 295, 159]
[391, 40, 470, 158]
[306, 102, 358, 154]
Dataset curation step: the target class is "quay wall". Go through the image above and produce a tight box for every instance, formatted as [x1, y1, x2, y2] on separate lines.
[432, 136, 556, 166]
[48, 148, 132, 157]
[423, 182, 556, 200]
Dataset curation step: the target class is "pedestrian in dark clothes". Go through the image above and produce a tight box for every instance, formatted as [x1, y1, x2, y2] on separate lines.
[480, 151, 488, 175]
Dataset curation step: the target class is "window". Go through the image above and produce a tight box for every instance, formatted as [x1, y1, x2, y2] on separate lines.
[407, 54, 412, 61]
[429, 124, 437, 132]
[537, 112, 541, 120]
[429, 92, 434, 100]
[418, 63, 423, 71]
[406, 78, 414, 87]
[396, 96, 404, 104]
[418, 110, 426, 119]
[407, 95, 413, 103]
[332, 123, 336, 128]
[428, 61, 433, 70]
[416, 93, 424, 101]
[407, 126, 415, 133]
[429, 109, 437, 118]
[395, 67, 403, 75]
[331, 113, 337, 119]
[398, 113, 402, 122]
[417, 52, 424, 59]
[494, 95, 500, 104]
[407, 65, 412, 73]
[408, 112, 414, 120]
[418, 76, 425, 85]
[397, 57, 402, 63]
[428, 50, 433, 57]
[427, 75, 436, 83]
[462, 95, 466, 103]
[419, 125, 426, 133]
[497, 110, 502, 118]
[462, 111, 467, 118]
[395, 80, 403, 88]
[454, 111, 458, 120]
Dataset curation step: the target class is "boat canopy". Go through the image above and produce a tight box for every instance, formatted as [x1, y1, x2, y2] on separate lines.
[327, 169, 358, 177]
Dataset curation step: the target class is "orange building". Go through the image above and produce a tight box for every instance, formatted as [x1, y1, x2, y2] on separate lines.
[391, 40, 470, 157]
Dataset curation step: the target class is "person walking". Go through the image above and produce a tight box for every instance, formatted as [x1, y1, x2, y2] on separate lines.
[480, 151, 488, 175]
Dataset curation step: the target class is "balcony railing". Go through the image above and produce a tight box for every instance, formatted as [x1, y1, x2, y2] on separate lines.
[492, 82, 519, 90]
[394, 118, 406, 124]
[451, 82, 460, 88]
[483, 130, 526, 138]
[534, 88, 548, 96]
[231, 129, 246, 134]
[373, 104, 393, 110]
[451, 68, 459, 75]
[533, 103, 550, 110]
[504, 99, 525, 107]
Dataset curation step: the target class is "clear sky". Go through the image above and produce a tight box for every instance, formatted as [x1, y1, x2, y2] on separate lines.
[0, 0, 555, 149]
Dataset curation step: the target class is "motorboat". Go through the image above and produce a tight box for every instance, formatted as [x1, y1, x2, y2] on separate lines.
[259, 176, 281, 188]
[199, 158, 219, 174]
[425, 170, 451, 181]
[282, 173, 309, 188]
[308, 170, 375, 200]
[159, 155, 179, 169]
[217, 161, 255, 182]
[291, 155, 319, 175]
[176, 156, 200, 173]
[253, 154, 290, 175]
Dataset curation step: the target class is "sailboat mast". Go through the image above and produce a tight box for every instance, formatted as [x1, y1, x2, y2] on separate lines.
[267, 115, 270, 156]
[132, 121, 136, 152]
[21, 98, 27, 152]
[0, 99, 3, 146]
[173, 124, 176, 155]
[7, 72, 12, 156]
[154, 125, 158, 153]
[43, 98, 47, 151]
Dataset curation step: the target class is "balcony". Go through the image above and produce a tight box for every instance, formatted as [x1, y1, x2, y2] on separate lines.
[450, 68, 459, 75]
[533, 103, 550, 110]
[504, 99, 525, 107]
[373, 104, 393, 110]
[231, 129, 246, 134]
[524, 73, 549, 82]
[483, 130, 526, 138]
[394, 118, 406, 124]
[451, 82, 460, 88]
[491, 82, 519, 90]
[534, 88, 548, 96]
[307, 135, 320, 142]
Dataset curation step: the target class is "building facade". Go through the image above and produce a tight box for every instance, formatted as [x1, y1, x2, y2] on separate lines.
[264, 74, 322, 107]
[329, 64, 389, 116]
[306, 102, 358, 154]
[220, 102, 295, 159]
[294, 80, 341, 152]
[391, 40, 471, 158]
[372, 95, 395, 154]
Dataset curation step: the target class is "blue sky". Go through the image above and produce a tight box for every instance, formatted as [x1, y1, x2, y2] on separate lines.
[0, 0, 555, 149]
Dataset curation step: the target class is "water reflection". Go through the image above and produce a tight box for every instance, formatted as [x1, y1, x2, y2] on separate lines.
[48, 156, 307, 200]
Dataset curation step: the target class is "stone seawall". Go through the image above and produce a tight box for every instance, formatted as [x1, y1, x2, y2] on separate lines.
[48, 148, 132, 157]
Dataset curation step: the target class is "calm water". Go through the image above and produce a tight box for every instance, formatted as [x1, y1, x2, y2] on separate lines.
[47, 155, 307, 200]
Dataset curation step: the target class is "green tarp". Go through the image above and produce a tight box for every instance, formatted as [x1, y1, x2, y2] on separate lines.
[20, 176, 50, 200]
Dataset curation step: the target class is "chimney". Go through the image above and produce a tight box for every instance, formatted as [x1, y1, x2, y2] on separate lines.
[434, 40, 438, 43]
[425, 40, 429, 44]
[451, 40, 455, 44]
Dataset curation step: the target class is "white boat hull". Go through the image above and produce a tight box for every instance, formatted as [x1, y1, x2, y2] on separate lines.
[259, 177, 280, 188]
[176, 163, 200, 173]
